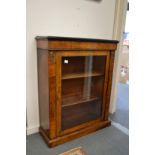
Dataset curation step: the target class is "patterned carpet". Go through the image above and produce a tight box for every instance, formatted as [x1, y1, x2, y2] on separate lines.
[59, 147, 87, 155]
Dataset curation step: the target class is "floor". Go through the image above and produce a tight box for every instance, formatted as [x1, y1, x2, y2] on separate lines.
[110, 83, 129, 129]
[27, 74, 129, 155]
[26, 125, 129, 155]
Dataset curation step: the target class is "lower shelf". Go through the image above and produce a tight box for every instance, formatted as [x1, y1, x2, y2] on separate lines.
[62, 99, 102, 130]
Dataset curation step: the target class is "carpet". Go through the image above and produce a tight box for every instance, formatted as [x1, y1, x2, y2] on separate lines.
[110, 83, 129, 129]
[59, 147, 87, 155]
[27, 125, 129, 155]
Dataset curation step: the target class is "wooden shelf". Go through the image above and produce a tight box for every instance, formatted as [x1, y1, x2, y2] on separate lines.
[62, 94, 99, 108]
[62, 72, 104, 80]
[62, 95, 102, 130]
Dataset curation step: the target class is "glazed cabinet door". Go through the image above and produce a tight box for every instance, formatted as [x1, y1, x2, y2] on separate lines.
[56, 51, 110, 135]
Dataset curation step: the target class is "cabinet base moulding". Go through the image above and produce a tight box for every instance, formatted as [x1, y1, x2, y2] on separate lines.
[39, 120, 111, 147]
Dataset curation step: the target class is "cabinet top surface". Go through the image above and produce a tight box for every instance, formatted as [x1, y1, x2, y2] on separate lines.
[35, 36, 119, 44]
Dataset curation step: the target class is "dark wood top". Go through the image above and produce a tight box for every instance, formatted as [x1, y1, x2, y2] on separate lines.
[35, 36, 119, 44]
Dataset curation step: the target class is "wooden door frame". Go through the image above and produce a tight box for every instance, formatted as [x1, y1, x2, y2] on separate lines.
[109, 0, 128, 113]
[55, 51, 110, 136]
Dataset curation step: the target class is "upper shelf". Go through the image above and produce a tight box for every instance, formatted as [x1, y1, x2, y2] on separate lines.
[62, 72, 104, 80]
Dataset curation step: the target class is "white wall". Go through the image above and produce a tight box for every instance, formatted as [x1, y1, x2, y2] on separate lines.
[26, 0, 116, 134]
[110, 0, 127, 113]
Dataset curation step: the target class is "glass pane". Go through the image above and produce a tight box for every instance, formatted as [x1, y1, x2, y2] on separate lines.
[61, 56, 106, 130]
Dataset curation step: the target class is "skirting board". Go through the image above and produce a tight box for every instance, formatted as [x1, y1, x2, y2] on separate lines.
[27, 125, 39, 135]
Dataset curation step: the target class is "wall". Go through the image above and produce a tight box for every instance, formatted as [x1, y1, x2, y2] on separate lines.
[110, 0, 127, 113]
[26, 0, 116, 134]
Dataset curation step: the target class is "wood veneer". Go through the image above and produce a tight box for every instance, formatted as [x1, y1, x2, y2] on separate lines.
[36, 36, 118, 147]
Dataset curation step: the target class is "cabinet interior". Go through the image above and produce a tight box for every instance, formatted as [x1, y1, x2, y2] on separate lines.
[61, 56, 106, 130]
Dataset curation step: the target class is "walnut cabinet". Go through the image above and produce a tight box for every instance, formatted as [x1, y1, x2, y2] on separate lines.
[36, 36, 118, 147]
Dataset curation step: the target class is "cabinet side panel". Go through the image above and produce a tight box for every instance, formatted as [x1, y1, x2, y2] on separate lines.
[37, 50, 50, 135]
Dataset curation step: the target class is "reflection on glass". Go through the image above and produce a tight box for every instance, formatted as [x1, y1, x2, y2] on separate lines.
[61, 56, 106, 130]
